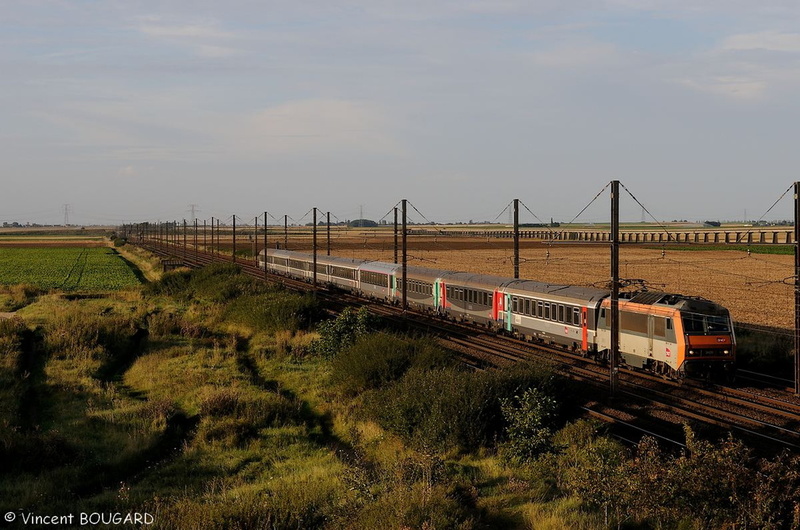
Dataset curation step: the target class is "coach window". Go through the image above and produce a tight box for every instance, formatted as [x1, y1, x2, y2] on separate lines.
[558, 305, 564, 322]
[537, 301, 543, 318]
[573, 308, 581, 326]
[512, 297, 519, 312]
[544, 303, 550, 320]
[488, 293, 493, 306]
[666, 318, 673, 330]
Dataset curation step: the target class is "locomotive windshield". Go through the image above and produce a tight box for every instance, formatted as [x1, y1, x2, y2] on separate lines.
[682, 312, 731, 334]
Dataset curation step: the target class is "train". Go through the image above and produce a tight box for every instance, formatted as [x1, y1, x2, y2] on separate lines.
[258, 248, 736, 380]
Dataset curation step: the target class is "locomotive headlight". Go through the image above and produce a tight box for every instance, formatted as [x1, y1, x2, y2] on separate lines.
[688, 349, 695, 356]
[723, 350, 729, 355]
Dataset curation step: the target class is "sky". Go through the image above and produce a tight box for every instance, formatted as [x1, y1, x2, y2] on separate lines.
[2, 1, 800, 226]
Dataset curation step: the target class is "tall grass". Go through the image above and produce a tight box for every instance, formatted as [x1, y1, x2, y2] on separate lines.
[223, 293, 320, 334]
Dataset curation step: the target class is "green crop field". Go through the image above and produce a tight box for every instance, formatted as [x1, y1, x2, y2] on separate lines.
[0, 247, 142, 290]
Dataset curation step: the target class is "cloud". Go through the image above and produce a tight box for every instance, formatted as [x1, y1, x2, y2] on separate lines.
[135, 17, 243, 57]
[137, 21, 236, 40]
[721, 31, 800, 53]
[671, 31, 800, 100]
[678, 75, 767, 99]
[228, 99, 404, 157]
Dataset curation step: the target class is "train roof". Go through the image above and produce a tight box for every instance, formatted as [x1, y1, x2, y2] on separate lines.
[620, 291, 728, 314]
[441, 272, 515, 288]
[359, 261, 400, 274]
[505, 280, 609, 302]
[440, 272, 609, 303]
[403, 265, 457, 282]
[263, 249, 366, 268]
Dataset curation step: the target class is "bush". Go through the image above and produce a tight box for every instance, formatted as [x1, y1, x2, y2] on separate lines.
[500, 386, 559, 463]
[223, 292, 320, 334]
[145, 263, 271, 303]
[311, 307, 373, 357]
[331, 334, 452, 395]
[362, 362, 556, 453]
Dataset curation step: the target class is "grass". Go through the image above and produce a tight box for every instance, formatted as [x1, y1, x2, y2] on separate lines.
[114, 244, 164, 282]
[644, 244, 794, 255]
[0, 247, 142, 290]
[10, 255, 787, 528]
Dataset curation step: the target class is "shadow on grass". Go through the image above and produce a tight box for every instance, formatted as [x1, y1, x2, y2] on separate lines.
[111, 248, 149, 285]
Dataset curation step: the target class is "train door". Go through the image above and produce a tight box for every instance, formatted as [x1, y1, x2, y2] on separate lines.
[581, 307, 588, 352]
[491, 289, 504, 329]
[505, 293, 513, 332]
[647, 315, 654, 357]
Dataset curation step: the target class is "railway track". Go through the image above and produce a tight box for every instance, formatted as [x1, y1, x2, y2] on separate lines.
[136, 240, 800, 452]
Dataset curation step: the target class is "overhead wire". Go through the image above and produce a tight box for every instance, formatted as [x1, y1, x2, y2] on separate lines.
[732, 184, 794, 244]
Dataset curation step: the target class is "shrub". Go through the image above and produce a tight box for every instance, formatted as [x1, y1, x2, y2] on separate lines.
[363, 362, 556, 453]
[223, 292, 320, 334]
[311, 307, 373, 357]
[145, 263, 270, 303]
[331, 333, 452, 395]
[146, 311, 181, 339]
[500, 386, 559, 463]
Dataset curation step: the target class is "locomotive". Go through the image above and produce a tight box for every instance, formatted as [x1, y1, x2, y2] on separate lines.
[258, 249, 735, 380]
